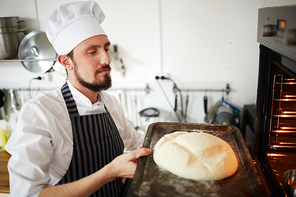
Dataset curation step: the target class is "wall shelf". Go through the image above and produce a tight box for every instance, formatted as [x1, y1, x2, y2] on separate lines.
[0, 59, 57, 62]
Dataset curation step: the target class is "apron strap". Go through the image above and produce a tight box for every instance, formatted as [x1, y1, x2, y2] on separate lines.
[61, 82, 79, 118]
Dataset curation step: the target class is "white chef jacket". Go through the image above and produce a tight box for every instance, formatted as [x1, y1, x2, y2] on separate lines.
[6, 80, 143, 197]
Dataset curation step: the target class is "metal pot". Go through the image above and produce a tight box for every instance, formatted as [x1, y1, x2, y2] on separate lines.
[0, 17, 24, 28]
[0, 16, 26, 60]
[0, 30, 20, 59]
[212, 105, 236, 126]
[284, 169, 296, 197]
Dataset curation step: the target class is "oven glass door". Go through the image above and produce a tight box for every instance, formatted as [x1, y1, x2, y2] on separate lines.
[260, 59, 296, 197]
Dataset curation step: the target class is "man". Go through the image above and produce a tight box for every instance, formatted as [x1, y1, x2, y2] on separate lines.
[5, 1, 151, 197]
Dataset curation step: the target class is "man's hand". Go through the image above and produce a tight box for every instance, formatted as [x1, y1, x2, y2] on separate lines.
[39, 148, 151, 197]
[107, 148, 151, 180]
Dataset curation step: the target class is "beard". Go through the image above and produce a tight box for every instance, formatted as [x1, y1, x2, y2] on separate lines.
[73, 60, 112, 92]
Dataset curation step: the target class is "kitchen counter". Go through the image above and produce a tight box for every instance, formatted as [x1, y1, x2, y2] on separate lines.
[0, 149, 10, 194]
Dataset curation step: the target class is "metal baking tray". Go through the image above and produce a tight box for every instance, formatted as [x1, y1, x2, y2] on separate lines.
[129, 122, 268, 197]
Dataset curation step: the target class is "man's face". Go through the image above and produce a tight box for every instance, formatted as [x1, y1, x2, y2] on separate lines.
[70, 35, 112, 92]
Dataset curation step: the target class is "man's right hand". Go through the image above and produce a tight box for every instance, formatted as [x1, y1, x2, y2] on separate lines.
[39, 148, 151, 197]
[106, 148, 151, 180]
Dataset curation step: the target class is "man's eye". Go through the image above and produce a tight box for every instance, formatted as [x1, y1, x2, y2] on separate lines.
[88, 51, 96, 54]
[105, 48, 110, 52]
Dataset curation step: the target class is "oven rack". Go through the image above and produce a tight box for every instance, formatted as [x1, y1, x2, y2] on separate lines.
[269, 74, 296, 150]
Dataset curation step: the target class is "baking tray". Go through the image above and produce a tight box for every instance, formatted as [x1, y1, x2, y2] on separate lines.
[128, 122, 268, 197]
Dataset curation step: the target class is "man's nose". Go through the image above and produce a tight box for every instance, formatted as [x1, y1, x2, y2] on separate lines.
[100, 50, 111, 65]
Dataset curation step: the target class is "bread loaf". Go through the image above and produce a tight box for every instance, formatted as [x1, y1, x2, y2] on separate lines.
[153, 131, 238, 181]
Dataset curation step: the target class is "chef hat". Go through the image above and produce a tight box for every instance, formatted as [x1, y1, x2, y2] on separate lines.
[46, 0, 106, 55]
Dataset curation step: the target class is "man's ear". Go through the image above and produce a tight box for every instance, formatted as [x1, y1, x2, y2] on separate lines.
[58, 55, 73, 71]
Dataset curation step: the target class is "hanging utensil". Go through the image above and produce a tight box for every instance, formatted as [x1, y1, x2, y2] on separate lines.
[174, 94, 178, 112]
[184, 92, 189, 122]
[204, 95, 208, 114]
[204, 100, 222, 124]
[0, 90, 4, 120]
[134, 91, 139, 130]
[13, 90, 22, 110]
[124, 89, 129, 119]
[0, 90, 4, 108]
[3, 89, 16, 120]
[117, 90, 123, 106]
[203, 89, 208, 114]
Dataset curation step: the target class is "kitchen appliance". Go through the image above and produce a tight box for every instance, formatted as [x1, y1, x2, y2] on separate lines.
[212, 105, 236, 126]
[253, 5, 296, 197]
[0, 16, 26, 59]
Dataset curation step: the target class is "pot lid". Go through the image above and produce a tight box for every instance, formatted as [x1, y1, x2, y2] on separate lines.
[18, 31, 57, 73]
[52, 61, 66, 75]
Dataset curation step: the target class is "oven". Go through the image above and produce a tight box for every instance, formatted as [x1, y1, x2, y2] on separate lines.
[253, 5, 296, 197]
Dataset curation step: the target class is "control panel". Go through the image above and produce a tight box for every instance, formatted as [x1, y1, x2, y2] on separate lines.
[258, 5, 296, 61]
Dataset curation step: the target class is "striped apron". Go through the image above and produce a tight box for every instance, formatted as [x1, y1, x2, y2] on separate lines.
[57, 82, 124, 197]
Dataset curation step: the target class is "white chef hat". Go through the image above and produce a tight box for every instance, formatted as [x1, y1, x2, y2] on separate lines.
[46, 0, 106, 55]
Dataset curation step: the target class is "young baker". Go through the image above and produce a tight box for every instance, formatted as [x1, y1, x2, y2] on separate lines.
[6, 1, 151, 196]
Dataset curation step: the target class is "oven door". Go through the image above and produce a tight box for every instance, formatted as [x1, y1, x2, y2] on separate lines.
[254, 44, 296, 197]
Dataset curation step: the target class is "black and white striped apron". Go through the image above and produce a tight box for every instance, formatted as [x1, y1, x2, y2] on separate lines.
[57, 82, 124, 197]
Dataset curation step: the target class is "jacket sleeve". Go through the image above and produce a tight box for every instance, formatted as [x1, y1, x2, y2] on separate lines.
[6, 100, 54, 197]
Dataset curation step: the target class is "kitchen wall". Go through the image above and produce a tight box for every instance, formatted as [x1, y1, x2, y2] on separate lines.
[0, 0, 296, 134]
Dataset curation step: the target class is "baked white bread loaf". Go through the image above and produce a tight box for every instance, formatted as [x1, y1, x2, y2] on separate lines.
[153, 131, 238, 181]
